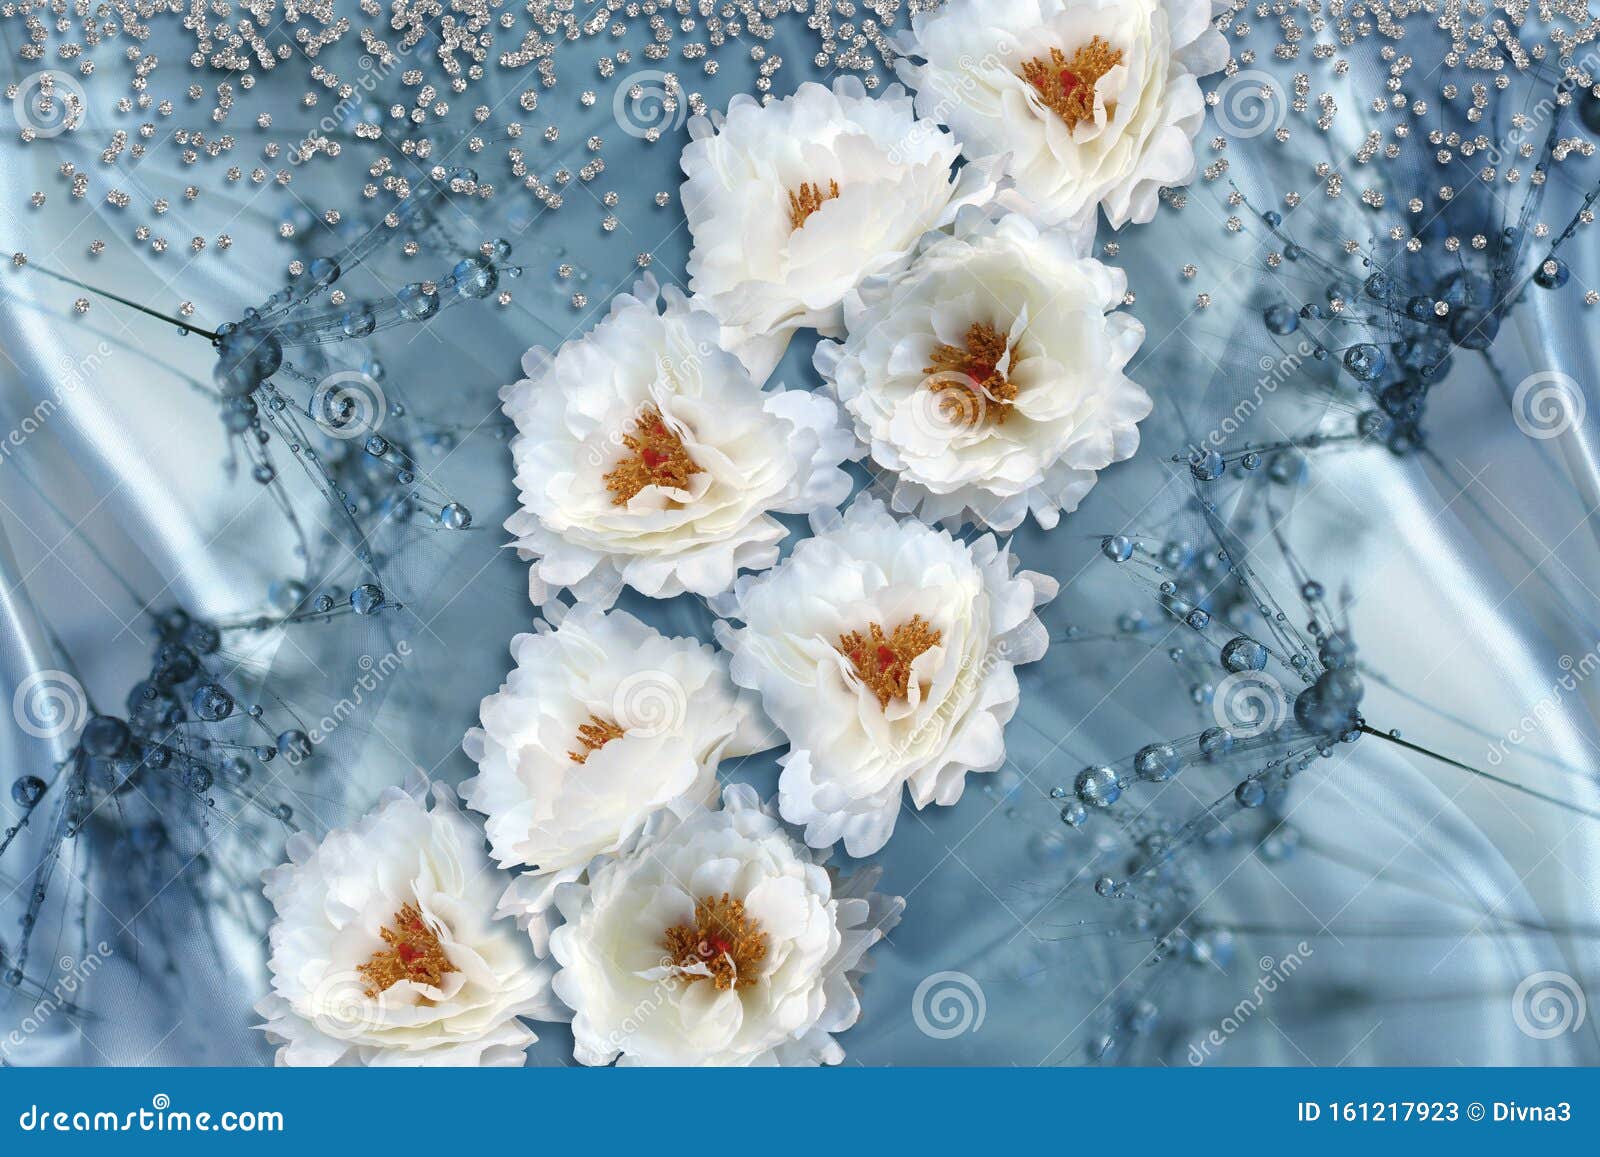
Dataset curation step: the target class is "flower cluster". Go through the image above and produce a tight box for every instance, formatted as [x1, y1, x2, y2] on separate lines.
[259, 0, 1220, 1063]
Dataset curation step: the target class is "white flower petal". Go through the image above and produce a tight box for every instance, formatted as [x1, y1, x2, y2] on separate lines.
[549, 786, 901, 1066]
[896, 0, 1227, 237]
[504, 279, 854, 608]
[256, 787, 554, 1067]
[720, 495, 1054, 855]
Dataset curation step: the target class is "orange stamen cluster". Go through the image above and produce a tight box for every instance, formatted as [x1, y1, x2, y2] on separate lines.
[787, 179, 841, 230]
[568, 714, 626, 763]
[603, 405, 701, 505]
[1020, 38, 1124, 130]
[357, 903, 457, 997]
[924, 321, 1018, 426]
[663, 893, 769, 991]
[838, 616, 944, 708]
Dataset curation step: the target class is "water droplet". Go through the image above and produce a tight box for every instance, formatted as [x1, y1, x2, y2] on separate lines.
[11, 775, 46, 807]
[1101, 535, 1134, 562]
[191, 683, 234, 722]
[1235, 778, 1267, 808]
[1075, 765, 1122, 808]
[349, 584, 385, 615]
[1220, 636, 1268, 672]
[1134, 743, 1181, 782]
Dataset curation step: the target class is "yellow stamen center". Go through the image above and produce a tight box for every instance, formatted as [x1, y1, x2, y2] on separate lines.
[357, 902, 457, 997]
[603, 405, 701, 505]
[663, 893, 769, 991]
[924, 321, 1018, 426]
[1020, 38, 1124, 130]
[568, 714, 626, 764]
[787, 179, 841, 230]
[838, 616, 944, 709]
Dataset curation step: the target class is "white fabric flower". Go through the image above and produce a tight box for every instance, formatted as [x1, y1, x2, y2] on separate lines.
[713, 495, 1056, 856]
[680, 76, 1000, 382]
[815, 209, 1148, 532]
[895, 0, 1228, 241]
[256, 785, 557, 1067]
[503, 278, 855, 608]
[461, 603, 772, 951]
[549, 784, 902, 1066]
